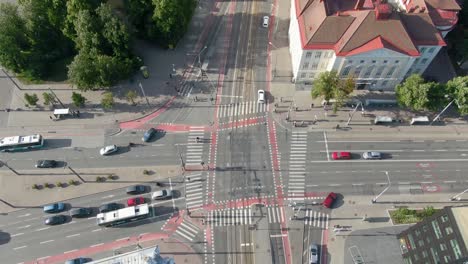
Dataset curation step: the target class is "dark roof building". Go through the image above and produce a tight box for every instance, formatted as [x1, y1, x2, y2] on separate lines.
[397, 206, 468, 264]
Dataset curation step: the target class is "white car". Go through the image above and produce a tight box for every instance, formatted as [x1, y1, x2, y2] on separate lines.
[257, 89, 265, 103]
[100, 145, 118, 156]
[262, 16, 269, 28]
[152, 189, 172, 200]
[362, 151, 382, 160]
[309, 244, 319, 264]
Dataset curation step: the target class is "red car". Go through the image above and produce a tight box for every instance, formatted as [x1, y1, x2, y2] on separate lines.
[331, 151, 351, 160]
[323, 192, 337, 208]
[127, 197, 145, 206]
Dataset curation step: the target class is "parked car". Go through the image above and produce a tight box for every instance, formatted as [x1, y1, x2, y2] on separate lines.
[99, 145, 118, 156]
[70, 208, 93, 218]
[262, 16, 269, 27]
[65, 257, 90, 264]
[44, 215, 67, 225]
[142, 128, 157, 142]
[309, 244, 319, 264]
[127, 197, 145, 206]
[99, 203, 120, 213]
[362, 151, 382, 160]
[126, 185, 146, 195]
[43, 203, 65, 213]
[152, 190, 172, 200]
[35, 160, 57, 168]
[331, 152, 351, 160]
[323, 192, 337, 208]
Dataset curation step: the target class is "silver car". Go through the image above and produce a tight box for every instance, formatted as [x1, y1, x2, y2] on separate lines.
[309, 244, 319, 264]
[100, 145, 118, 156]
[362, 151, 382, 160]
[151, 189, 172, 200]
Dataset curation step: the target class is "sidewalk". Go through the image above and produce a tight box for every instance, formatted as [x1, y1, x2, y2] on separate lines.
[0, 165, 182, 213]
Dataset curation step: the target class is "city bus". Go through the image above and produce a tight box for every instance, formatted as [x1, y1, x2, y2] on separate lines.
[97, 204, 150, 227]
[0, 134, 44, 152]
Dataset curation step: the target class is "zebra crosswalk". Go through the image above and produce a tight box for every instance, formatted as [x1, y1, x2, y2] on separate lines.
[175, 220, 201, 241]
[304, 210, 329, 229]
[207, 206, 283, 226]
[186, 128, 206, 166]
[217, 101, 266, 118]
[288, 131, 308, 199]
[185, 173, 204, 210]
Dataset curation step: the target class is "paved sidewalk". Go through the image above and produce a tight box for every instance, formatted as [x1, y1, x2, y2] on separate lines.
[327, 193, 467, 264]
[0, 165, 182, 213]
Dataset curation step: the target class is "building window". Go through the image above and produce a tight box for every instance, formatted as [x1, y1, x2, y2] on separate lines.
[444, 255, 452, 263]
[414, 253, 419, 261]
[440, 243, 447, 251]
[341, 66, 351, 77]
[428, 47, 435, 53]
[414, 58, 420, 64]
[445, 226, 453, 235]
[328, 52, 334, 58]
[306, 52, 312, 58]
[426, 235, 432, 244]
[302, 62, 309, 69]
[450, 239, 462, 259]
[432, 220, 442, 239]
[383, 60, 388, 63]
[421, 58, 428, 64]
[372, 60, 376, 63]
[347, 60, 353, 64]
[420, 47, 426, 53]
[415, 230, 421, 236]
[440, 215, 449, 223]
[354, 67, 362, 77]
[407, 234, 416, 249]
[382, 80, 388, 86]
[300, 73, 307, 78]
[311, 63, 318, 70]
[363, 66, 374, 78]
[315, 52, 322, 58]
[430, 248, 440, 263]
[386, 66, 396, 77]
[395, 60, 400, 64]
[422, 225, 428, 232]
[418, 239, 425, 247]
[421, 250, 428, 258]
[375, 66, 385, 77]
[360, 60, 364, 63]
[309, 73, 316, 79]
[320, 62, 327, 69]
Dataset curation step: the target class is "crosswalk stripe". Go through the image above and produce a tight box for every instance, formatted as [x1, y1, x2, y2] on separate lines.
[176, 229, 194, 241]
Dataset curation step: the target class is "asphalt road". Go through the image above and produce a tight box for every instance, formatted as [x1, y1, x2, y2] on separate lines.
[0, 182, 187, 263]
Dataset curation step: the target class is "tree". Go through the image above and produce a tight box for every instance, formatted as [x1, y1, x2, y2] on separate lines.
[396, 74, 448, 111]
[311, 71, 354, 112]
[63, 0, 102, 41]
[42, 92, 55, 105]
[72, 92, 86, 107]
[96, 3, 132, 57]
[24, 93, 39, 106]
[101, 91, 114, 109]
[126, 90, 138, 105]
[446, 76, 468, 115]
[68, 53, 99, 90]
[0, 3, 29, 73]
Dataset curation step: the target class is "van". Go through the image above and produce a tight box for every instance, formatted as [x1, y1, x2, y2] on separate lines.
[257, 90, 265, 104]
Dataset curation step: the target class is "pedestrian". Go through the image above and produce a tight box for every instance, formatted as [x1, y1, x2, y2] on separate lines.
[49, 116, 53, 120]
[169, 73, 173, 79]
[196, 137, 200, 143]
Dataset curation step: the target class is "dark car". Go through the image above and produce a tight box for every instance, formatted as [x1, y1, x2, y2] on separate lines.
[142, 128, 157, 142]
[44, 215, 67, 225]
[323, 192, 337, 208]
[70, 208, 93, 218]
[65, 257, 90, 264]
[99, 203, 120, 213]
[126, 185, 146, 195]
[35, 160, 57, 168]
[43, 203, 65, 213]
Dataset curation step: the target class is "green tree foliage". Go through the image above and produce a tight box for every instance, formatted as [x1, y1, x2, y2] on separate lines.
[63, 0, 102, 41]
[395, 74, 447, 111]
[42, 92, 55, 106]
[150, 0, 197, 47]
[311, 71, 355, 112]
[126, 90, 138, 105]
[71, 92, 86, 107]
[73, 9, 103, 55]
[0, 3, 29, 73]
[124, 0, 153, 37]
[101, 92, 114, 109]
[24, 93, 39, 106]
[96, 4, 131, 57]
[446, 76, 468, 115]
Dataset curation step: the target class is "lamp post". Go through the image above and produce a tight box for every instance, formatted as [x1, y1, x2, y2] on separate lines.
[197, 46, 208, 67]
[346, 101, 365, 126]
[372, 171, 391, 203]
[430, 96, 457, 125]
[450, 188, 468, 201]
[0, 160, 19, 175]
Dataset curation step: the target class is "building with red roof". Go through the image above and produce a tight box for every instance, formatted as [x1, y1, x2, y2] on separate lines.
[289, 0, 461, 90]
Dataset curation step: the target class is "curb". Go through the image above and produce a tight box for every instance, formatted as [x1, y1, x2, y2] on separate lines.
[117, 96, 176, 125]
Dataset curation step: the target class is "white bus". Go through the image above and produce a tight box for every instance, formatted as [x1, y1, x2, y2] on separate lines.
[97, 204, 150, 227]
[0, 134, 44, 152]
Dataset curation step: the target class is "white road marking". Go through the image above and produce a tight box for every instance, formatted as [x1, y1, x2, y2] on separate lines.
[11, 233, 24, 237]
[444, 181, 456, 183]
[13, 246, 27, 250]
[116, 237, 129, 241]
[308, 158, 468, 163]
[66, 233, 80, 238]
[17, 225, 31, 229]
[91, 229, 102, 232]
[270, 234, 287, 238]
[64, 249, 78, 254]
[91, 243, 104, 247]
[40, 240, 54, 244]
[36, 256, 50, 260]
[17, 213, 31, 218]
[323, 132, 330, 161]
[35, 227, 50, 232]
[101, 195, 115, 199]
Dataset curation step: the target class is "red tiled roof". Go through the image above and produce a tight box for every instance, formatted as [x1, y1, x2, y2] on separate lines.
[294, 0, 451, 56]
[425, 0, 461, 10]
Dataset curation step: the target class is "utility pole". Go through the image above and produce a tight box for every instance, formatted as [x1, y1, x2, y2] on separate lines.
[372, 171, 391, 203]
[430, 99, 456, 125]
[138, 82, 151, 107]
[0, 160, 19, 175]
[346, 101, 365, 126]
[68, 166, 85, 183]
[48, 87, 66, 108]
[450, 188, 468, 201]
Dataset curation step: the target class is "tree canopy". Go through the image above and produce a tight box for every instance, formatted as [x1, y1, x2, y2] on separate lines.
[311, 71, 355, 112]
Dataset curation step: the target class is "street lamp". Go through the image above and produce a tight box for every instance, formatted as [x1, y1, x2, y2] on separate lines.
[346, 101, 365, 126]
[430, 95, 457, 125]
[197, 46, 208, 66]
[0, 160, 19, 175]
[450, 188, 468, 201]
[371, 171, 391, 203]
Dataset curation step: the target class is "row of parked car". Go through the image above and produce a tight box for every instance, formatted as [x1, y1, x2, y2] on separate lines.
[331, 151, 383, 160]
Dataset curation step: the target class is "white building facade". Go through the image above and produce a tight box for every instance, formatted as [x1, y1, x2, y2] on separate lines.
[289, 0, 460, 90]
